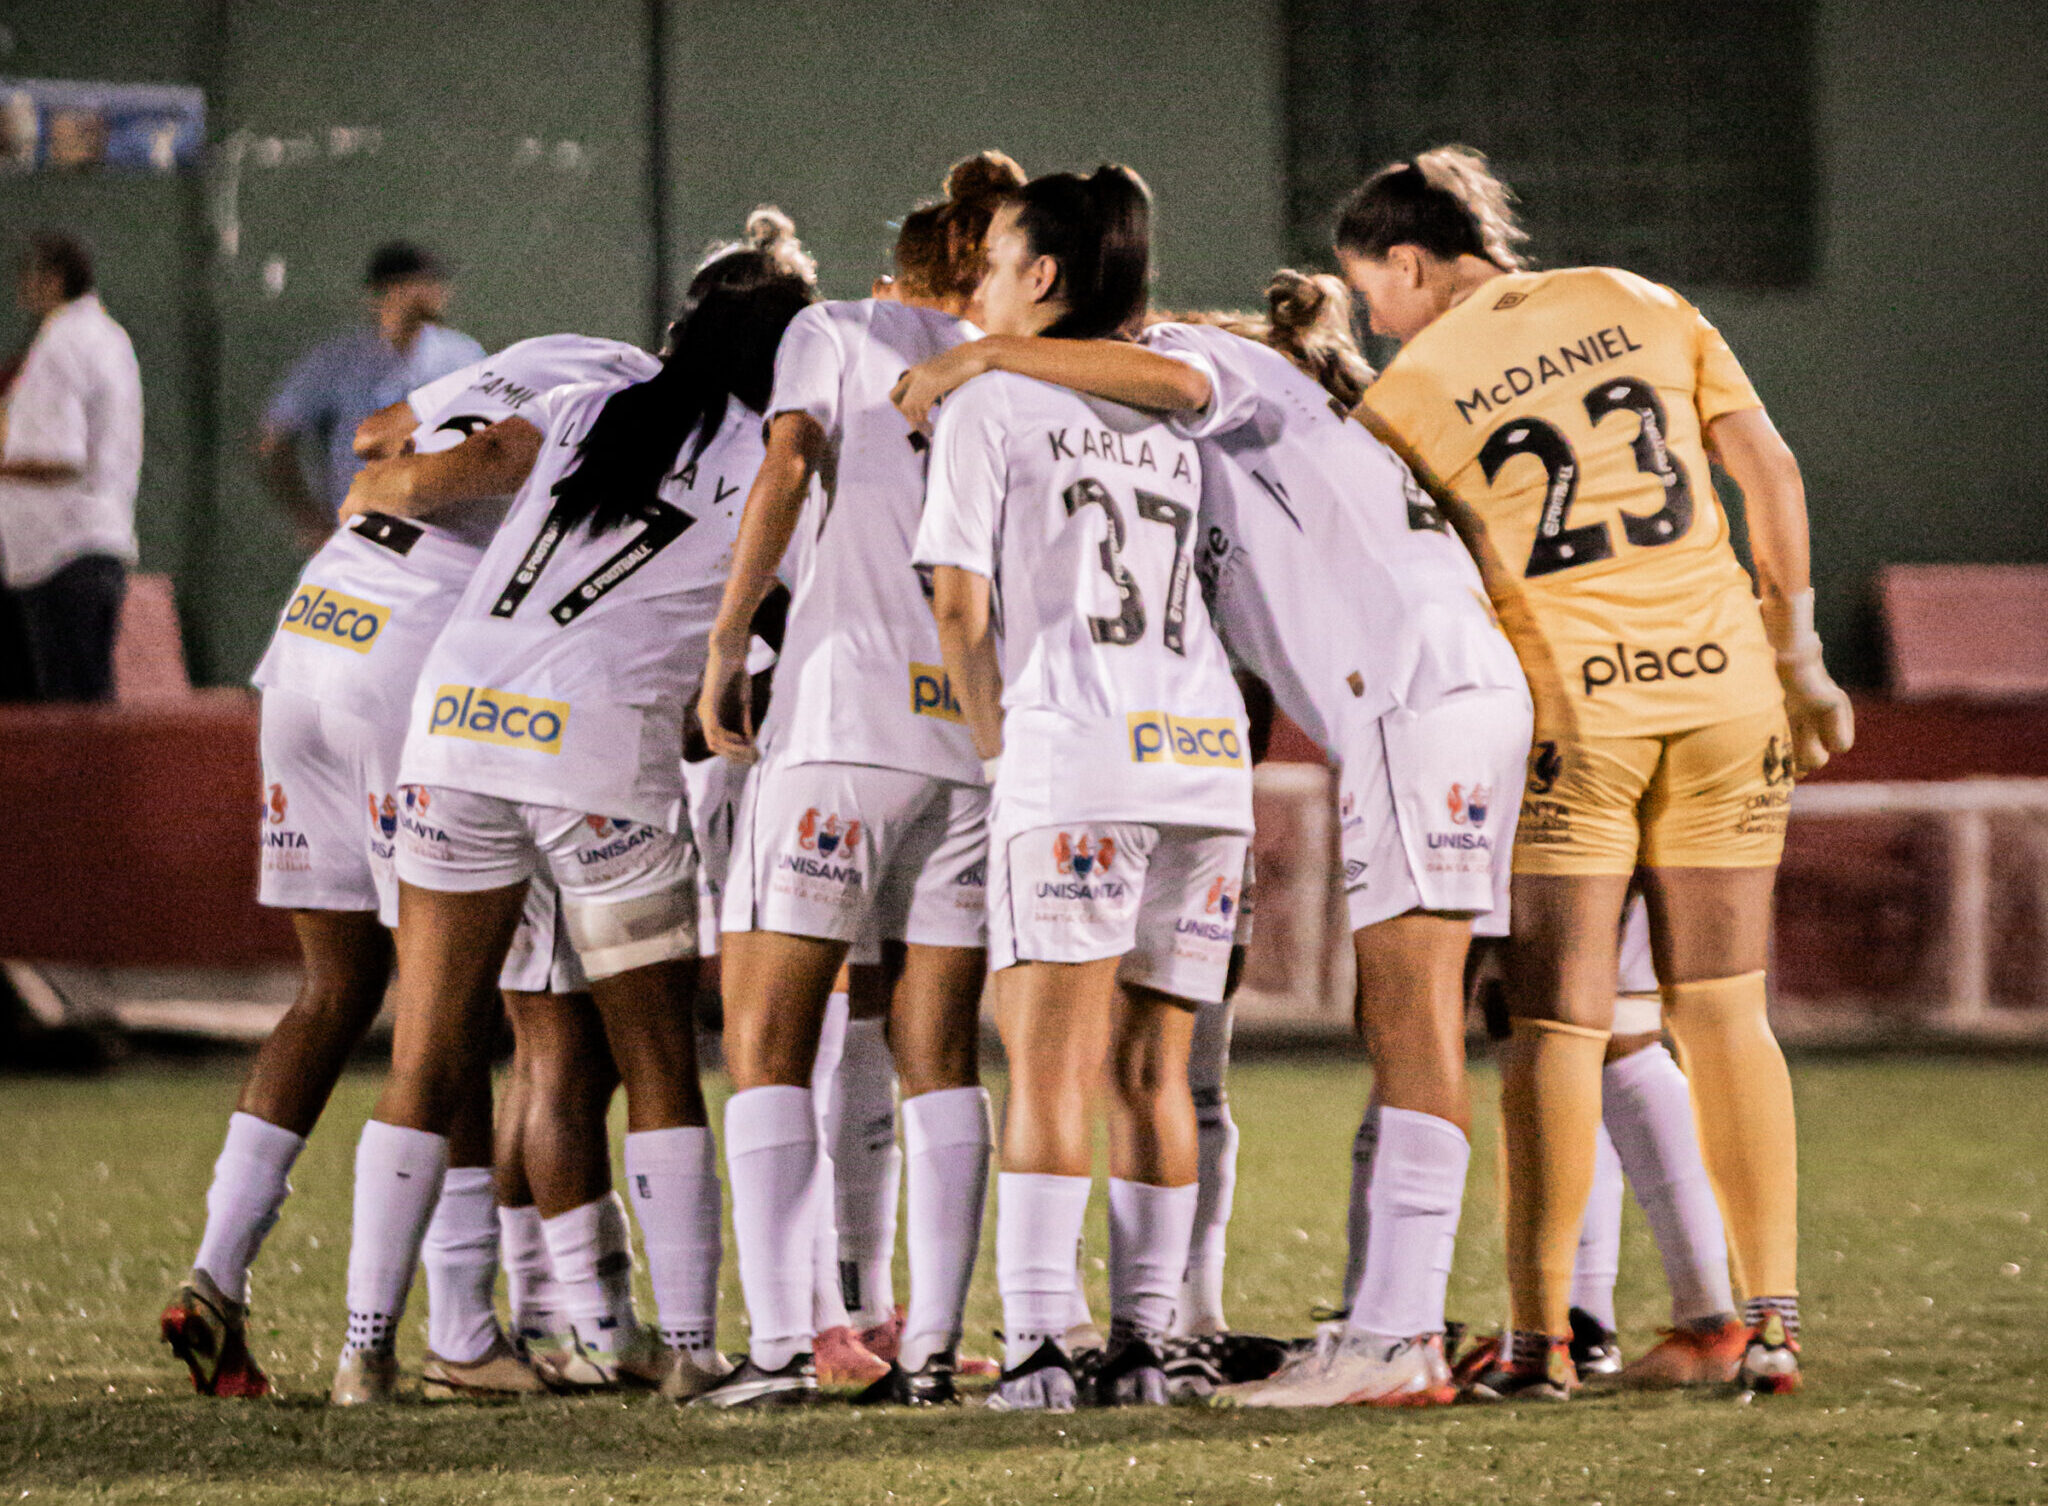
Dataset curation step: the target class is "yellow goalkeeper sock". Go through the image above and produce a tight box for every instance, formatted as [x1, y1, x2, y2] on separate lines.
[1500, 1017, 1610, 1338]
[1662, 971, 1798, 1300]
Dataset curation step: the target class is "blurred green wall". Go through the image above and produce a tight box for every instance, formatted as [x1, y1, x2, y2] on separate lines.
[1, 0, 2038, 687]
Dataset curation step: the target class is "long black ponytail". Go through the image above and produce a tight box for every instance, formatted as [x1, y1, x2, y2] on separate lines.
[1012, 165, 1152, 340]
[550, 209, 819, 535]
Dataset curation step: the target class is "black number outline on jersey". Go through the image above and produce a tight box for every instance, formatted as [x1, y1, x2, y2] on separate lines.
[1133, 490, 1193, 655]
[1585, 376, 1694, 549]
[491, 497, 696, 623]
[1479, 416, 1607, 578]
[1479, 373, 1699, 579]
[1398, 465, 1450, 535]
[1062, 478, 1145, 648]
[434, 413, 492, 440]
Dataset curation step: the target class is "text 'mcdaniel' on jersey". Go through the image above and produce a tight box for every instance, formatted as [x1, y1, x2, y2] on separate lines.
[1140, 321, 1524, 756]
[912, 370, 1252, 836]
[399, 374, 762, 831]
[250, 334, 658, 725]
[1359, 267, 1780, 741]
[758, 298, 984, 783]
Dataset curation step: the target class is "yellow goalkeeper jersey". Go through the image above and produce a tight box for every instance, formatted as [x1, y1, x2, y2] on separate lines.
[1360, 266, 1782, 741]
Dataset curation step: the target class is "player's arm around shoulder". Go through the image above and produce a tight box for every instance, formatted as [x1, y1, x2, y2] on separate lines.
[339, 416, 542, 524]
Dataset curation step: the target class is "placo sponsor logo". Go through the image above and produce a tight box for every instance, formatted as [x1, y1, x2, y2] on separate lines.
[428, 685, 569, 754]
[280, 584, 388, 654]
[1127, 712, 1246, 768]
[909, 663, 964, 722]
[1579, 640, 1727, 698]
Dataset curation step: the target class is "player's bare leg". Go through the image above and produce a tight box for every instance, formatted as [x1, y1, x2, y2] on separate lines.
[1484, 871, 1633, 1401]
[1640, 864, 1801, 1392]
[857, 942, 991, 1404]
[988, 957, 1121, 1411]
[165, 909, 392, 1397]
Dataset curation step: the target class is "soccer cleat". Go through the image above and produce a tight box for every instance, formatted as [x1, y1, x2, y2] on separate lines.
[422, 1328, 553, 1401]
[1465, 1336, 1578, 1402]
[688, 1351, 819, 1410]
[853, 1348, 960, 1407]
[160, 1271, 272, 1399]
[986, 1339, 1079, 1412]
[1448, 1328, 1500, 1390]
[1224, 1332, 1454, 1409]
[1737, 1311, 1802, 1395]
[813, 1323, 891, 1387]
[513, 1321, 580, 1381]
[330, 1345, 400, 1406]
[1162, 1331, 1293, 1399]
[545, 1324, 674, 1391]
[1619, 1316, 1749, 1389]
[659, 1346, 737, 1402]
[1568, 1307, 1624, 1380]
[1091, 1331, 1170, 1407]
[858, 1306, 906, 1365]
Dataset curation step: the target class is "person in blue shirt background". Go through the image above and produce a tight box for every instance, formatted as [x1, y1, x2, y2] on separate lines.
[258, 241, 484, 552]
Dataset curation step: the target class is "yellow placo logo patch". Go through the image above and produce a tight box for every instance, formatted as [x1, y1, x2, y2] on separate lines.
[1127, 712, 1246, 768]
[428, 685, 569, 754]
[279, 585, 388, 654]
[909, 663, 964, 723]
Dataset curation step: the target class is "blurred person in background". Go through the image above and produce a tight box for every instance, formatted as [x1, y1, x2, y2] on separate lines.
[0, 231, 143, 703]
[259, 241, 483, 553]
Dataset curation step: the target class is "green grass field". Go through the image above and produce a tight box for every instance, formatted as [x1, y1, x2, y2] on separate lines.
[3, 1054, 2044, 1504]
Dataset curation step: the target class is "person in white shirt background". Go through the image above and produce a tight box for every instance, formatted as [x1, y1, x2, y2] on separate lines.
[0, 231, 143, 702]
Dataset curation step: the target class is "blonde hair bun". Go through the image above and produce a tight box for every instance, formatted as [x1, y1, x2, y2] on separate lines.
[741, 205, 818, 284]
[943, 150, 1027, 208]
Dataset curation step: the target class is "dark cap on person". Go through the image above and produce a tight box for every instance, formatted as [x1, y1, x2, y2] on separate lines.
[364, 241, 448, 288]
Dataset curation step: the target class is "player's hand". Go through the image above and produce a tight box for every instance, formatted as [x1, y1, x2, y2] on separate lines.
[890, 343, 989, 436]
[340, 457, 412, 523]
[1763, 589, 1854, 775]
[698, 628, 759, 763]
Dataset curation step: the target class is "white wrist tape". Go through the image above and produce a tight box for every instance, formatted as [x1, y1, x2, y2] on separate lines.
[981, 755, 1003, 785]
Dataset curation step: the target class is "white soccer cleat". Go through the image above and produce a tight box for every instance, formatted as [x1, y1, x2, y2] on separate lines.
[329, 1345, 400, 1406]
[986, 1339, 1080, 1412]
[1225, 1331, 1455, 1409]
[660, 1345, 736, 1402]
[422, 1327, 553, 1401]
[544, 1323, 673, 1391]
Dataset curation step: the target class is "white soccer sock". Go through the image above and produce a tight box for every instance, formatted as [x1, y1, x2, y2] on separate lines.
[899, 1086, 990, 1371]
[807, 998, 852, 1333]
[1346, 1107, 1469, 1342]
[542, 1194, 640, 1351]
[1570, 1124, 1625, 1333]
[498, 1204, 561, 1339]
[421, 1167, 500, 1363]
[832, 1017, 902, 1329]
[1065, 1236, 1097, 1336]
[1107, 1178, 1199, 1344]
[1603, 1043, 1736, 1325]
[726, 1085, 821, 1370]
[1180, 998, 1238, 1336]
[1342, 1098, 1382, 1314]
[997, 1171, 1092, 1368]
[624, 1127, 723, 1359]
[193, 1112, 305, 1305]
[343, 1121, 448, 1355]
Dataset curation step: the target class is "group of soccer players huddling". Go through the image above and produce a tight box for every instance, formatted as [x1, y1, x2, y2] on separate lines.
[158, 144, 1855, 1414]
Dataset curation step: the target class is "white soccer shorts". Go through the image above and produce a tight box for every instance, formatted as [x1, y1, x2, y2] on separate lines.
[258, 685, 394, 918]
[498, 869, 591, 995]
[682, 752, 745, 958]
[1338, 685, 1532, 933]
[393, 784, 699, 981]
[988, 821, 1250, 1005]
[723, 758, 990, 952]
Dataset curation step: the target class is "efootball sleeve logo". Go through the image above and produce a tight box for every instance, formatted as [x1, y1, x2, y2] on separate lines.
[279, 585, 389, 654]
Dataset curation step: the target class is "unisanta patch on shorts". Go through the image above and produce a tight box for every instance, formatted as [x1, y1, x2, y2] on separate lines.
[279, 584, 388, 654]
[1127, 712, 1246, 767]
[909, 663, 964, 722]
[428, 685, 569, 754]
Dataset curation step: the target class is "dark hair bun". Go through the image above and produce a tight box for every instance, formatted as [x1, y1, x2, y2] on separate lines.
[944, 151, 1027, 207]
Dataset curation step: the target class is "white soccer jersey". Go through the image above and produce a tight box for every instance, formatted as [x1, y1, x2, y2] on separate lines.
[759, 298, 983, 783]
[399, 378, 762, 830]
[914, 371, 1252, 835]
[251, 335, 655, 728]
[1145, 323, 1524, 754]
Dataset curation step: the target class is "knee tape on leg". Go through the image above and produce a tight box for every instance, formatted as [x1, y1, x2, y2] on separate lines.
[1610, 991, 1663, 1037]
[564, 885, 699, 981]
